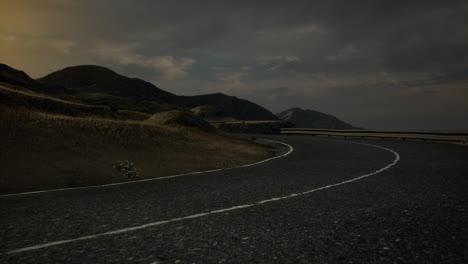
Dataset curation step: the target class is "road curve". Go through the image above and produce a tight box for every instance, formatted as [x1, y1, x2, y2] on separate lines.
[1, 135, 467, 263]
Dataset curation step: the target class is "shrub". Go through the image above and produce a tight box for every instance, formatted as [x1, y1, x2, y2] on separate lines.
[114, 161, 140, 179]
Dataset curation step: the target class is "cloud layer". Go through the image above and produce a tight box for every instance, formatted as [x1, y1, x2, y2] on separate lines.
[1, 0, 467, 129]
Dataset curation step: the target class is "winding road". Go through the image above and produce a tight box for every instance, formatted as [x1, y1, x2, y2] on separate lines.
[1, 135, 467, 263]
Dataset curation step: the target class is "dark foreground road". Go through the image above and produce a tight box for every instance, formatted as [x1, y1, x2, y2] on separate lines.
[1, 136, 467, 263]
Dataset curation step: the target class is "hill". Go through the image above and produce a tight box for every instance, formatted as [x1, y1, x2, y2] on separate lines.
[61, 92, 181, 114]
[0, 63, 68, 94]
[214, 120, 295, 134]
[277, 107, 354, 129]
[144, 110, 213, 130]
[0, 84, 150, 120]
[177, 93, 279, 121]
[0, 63, 278, 194]
[0, 64, 35, 86]
[38, 65, 177, 102]
[0, 108, 272, 194]
[34, 65, 278, 121]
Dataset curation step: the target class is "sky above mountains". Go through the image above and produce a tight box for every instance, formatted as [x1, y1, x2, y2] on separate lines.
[1, 0, 467, 129]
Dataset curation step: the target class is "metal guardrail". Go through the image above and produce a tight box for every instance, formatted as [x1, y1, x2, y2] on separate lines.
[281, 128, 468, 136]
[280, 128, 468, 144]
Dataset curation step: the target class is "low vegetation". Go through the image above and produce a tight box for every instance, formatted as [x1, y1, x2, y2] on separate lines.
[0, 84, 150, 120]
[0, 64, 282, 195]
[0, 108, 273, 194]
[61, 92, 183, 114]
[145, 110, 213, 130]
[213, 120, 295, 134]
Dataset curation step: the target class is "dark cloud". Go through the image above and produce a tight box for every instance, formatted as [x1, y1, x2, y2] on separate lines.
[2, 0, 467, 129]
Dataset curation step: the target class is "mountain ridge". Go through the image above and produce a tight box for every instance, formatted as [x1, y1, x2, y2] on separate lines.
[1, 64, 278, 121]
[0, 64, 34, 86]
[277, 107, 355, 129]
[38, 65, 177, 103]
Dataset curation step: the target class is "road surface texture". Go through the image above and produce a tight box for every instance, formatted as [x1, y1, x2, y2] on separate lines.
[1, 135, 467, 263]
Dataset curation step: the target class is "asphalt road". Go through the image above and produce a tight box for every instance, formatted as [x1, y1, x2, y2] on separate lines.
[1, 135, 467, 263]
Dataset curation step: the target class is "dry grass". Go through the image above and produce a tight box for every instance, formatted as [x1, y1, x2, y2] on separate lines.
[211, 120, 285, 124]
[0, 84, 149, 121]
[0, 84, 116, 118]
[144, 110, 213, 130]
[61, 92, 184, 114]
[0, 108, 273, 194]
[0, 84, 90, 107]
[116, 110, 151, 120]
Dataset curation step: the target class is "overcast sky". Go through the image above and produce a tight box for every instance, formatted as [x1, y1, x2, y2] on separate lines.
[1, 0, 467, 129]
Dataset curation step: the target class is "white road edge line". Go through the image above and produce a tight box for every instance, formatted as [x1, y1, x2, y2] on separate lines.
[0, 139, 293, 198]
[6, 140, 400, 254]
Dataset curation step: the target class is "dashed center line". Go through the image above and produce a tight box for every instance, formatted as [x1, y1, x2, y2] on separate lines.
[5, 140, 400, 254]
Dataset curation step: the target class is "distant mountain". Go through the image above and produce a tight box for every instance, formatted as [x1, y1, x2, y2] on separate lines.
[276, 107, 354, 129]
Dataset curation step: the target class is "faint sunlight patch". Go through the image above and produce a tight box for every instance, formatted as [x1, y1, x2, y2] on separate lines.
[147, 56, 196, 80]
[292, 24, 328, 35]
[94, 41, 196, 80]
[49, 39, 77, 54]
[327, 44, 359, 61]
[256, 23, 328, 42]
[255, 55, 300, 71]
[0, 34, 76, 54]
[216, 71, 248, 90]
[256, 55, 299, 62]
[5, 35, 17, 41]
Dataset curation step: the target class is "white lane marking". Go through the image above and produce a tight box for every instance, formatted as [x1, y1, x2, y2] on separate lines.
[6, 140, 400, 254]
[0, 139, 293, 198]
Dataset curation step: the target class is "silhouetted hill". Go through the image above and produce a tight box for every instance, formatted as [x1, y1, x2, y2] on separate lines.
[277, 107, 354, 129]
[37, 65, 278, 120]
[0, 64, 35, 86]
[1, 63, 278, 121]
[38, 65, 177, 102]
[0, 64, 68, 94]
[177, 93, 279, 121]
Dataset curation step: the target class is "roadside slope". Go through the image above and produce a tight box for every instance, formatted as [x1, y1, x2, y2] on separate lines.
[0, 108, 273, 194]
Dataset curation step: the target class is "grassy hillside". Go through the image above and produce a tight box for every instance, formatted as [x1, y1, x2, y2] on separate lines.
[2, 64, 280, 121]
[61, 92, 183, 114]
[0, 108, 273, 194]
[176, 93, 279, 121]
[145, 110, 213, 130]
[213, 120, 295, 134]
[0, 84, 150, 120]
[0, 64, 279, 194]
[38, 65, 278, 120]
